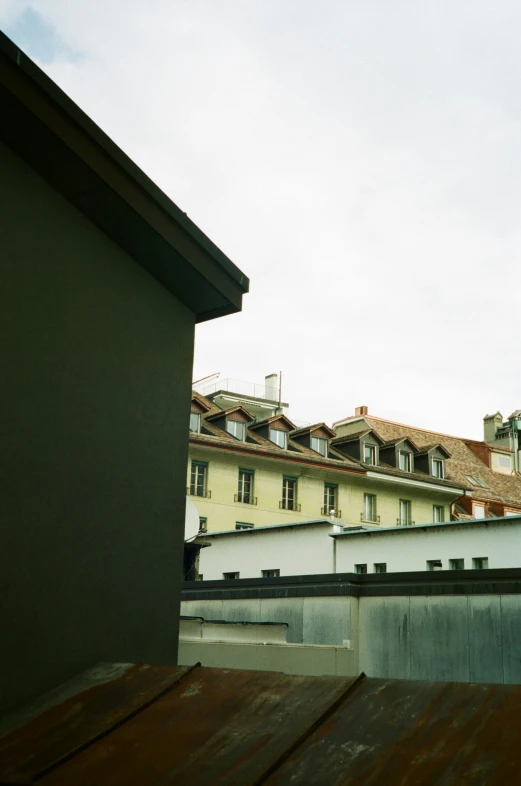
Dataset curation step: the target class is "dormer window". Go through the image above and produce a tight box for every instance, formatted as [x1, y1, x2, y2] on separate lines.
[432, 458, 445, 478]
[227, 420, 246, 441]
[363, 444, 377, 465]
[399, 451, 413, 472]
[190, 412, 201, 433]
[270, 428, 288, 449]
[311, 436, 328, 457]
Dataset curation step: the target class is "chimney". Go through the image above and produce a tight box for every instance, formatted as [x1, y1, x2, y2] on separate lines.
[355, 405, 368, 417]
[483, 412, 503, 444]
[264, 373, 279, 402]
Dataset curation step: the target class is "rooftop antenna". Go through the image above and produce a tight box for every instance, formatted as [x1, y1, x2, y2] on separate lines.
[192, 372, 219, 387]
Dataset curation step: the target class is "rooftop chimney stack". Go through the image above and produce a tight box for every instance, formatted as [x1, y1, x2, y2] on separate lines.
[483, 412, 503, 444]
[355, 405, 369, 417]
[264, 373, 279, 402]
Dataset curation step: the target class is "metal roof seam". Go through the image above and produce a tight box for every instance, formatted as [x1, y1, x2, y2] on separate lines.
[34, 662, 202, 783]
[253, 672, 367, 785]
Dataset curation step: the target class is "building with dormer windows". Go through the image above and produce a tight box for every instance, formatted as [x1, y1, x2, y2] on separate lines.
[187, 379, 471, 533]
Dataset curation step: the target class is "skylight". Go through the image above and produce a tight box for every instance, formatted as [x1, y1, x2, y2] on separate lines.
[464, 475, 488, 488]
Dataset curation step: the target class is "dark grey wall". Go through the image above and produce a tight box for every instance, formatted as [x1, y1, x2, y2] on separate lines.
[0, 141, 194, 715]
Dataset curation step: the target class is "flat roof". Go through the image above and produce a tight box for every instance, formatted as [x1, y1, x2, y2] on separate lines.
[0, 32, 249, 322]
[330, 514, 521, 538]
[203, 518, 337, 537]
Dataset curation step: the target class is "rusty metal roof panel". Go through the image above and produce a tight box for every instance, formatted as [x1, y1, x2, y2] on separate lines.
[39, 668, 356, 786]
[0, 663, 191, 784]
[265, 676, 521, 786]
[3, 665, 521, 785]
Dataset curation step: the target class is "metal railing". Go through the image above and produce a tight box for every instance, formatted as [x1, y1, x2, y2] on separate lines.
[322, 507, 342, 518]
[202, 378, 276, 401]
[234, 493, 258, 505]
[279, 501, 302, 512]
[360, 512, 380, 523]
[187, 487, 211, 499]
[396, 519, 415, 526]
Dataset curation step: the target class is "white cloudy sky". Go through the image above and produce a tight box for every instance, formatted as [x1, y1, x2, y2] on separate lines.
[2, 1, 520, 438]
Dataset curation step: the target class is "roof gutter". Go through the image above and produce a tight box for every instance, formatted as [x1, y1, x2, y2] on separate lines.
[365, 470, 465, 496]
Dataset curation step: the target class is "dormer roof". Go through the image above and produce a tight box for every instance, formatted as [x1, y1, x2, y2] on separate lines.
[380, 437, 419, 451]
[191, 391, 212, 412]
[249, 414, 296, 432]
[291, 423, 336, 439]
[415, 443, 451, 459]
[206, 406, 255, 424]
[331, 429, 384, 447]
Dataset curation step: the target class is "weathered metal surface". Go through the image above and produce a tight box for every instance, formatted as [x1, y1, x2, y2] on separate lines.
[0, 663, 190, 784]
[4, 665, 521, 785]
[39, 667, 356, 786]
[265, 676, 521, 786]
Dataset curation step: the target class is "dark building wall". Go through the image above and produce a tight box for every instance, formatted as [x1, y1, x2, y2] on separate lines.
[0, 141, 194, 714]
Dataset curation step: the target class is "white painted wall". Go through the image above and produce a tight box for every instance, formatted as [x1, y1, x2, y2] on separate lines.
[199, 522, 337, 580]
[198, 517, 521, 579]
[335, 518, 521, 572]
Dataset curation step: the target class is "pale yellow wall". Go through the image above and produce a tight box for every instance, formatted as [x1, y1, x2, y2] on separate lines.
[188, 446, 456, 532]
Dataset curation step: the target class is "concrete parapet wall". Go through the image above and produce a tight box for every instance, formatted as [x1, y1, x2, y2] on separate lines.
[182, 570, 521, 684]
[178, 640, 356, 677]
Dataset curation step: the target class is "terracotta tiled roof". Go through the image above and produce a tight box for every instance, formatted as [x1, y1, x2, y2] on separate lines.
[362, 415, 521, 508]
[189, 393, 465, 490]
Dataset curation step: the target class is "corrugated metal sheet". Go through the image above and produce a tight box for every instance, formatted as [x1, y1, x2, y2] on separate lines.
[1, 664, 521, 785]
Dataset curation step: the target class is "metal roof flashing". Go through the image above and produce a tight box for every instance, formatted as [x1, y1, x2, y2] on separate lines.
[0, 32, 249, 322]
[329, 514, 521, 537]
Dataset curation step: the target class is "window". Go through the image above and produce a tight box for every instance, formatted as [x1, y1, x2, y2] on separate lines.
[398, 499, 412, 526]
[270, 428, 288, 449]
[492, 453, 513, 470]
[262, 569, 280, 577]
[237, 469, 254, 504]
[323, 483, 338, 516]
[190, 412, 201, 433]
[450, 558, 464, 570]
[355, 564, 367, 574]
[227, 420, 246, 441]
[281, 476, 298, 510]
[199, 517, 207, 533]
[427, 559, 443, 571]
[399, 451, 412, 472]
[433, 505, 444, 523]
[505, 510, 519, 517]
[190, 461, 208, 497]
[473, 503, 485, 519]
[311, 436, 328, 457]
[432, 458, 445, 478]
[363, 493, 377, 523]
[236, 521, 253, 530]
[472, 557, 488, 570]
[363, 444, 377, 465]
[464, 474, 487, 487]
[223, 572, 240, 580]
[374, 563, 387, 573]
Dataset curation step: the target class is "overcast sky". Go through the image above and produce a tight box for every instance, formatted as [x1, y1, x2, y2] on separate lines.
[2, 1, 520, 439]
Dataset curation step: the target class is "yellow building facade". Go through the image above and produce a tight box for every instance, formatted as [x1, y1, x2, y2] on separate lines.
[187, 386, 465, 534]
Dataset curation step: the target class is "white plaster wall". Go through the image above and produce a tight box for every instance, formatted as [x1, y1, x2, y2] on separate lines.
[335, 519, 521, 573]
[198, 518, 521, 579]
[199, 523, 336, 580]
